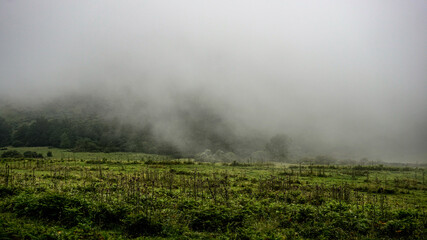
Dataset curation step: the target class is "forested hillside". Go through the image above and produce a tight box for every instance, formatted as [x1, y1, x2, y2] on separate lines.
[0, 100, 267, 157]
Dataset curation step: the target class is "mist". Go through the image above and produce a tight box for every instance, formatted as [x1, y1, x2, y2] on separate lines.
[1, 1, 426, 162]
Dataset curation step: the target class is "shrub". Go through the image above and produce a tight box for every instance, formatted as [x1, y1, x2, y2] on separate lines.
[379, 219, 420, 238]
[1, 150, 23, 158]
[66, 223, 104, 240]
[12, 193, 90, 227]
[292, 205, 316, 223]
[123, 214, 163, 237]
[0, 215, 60, 240]
[91, 203, 129, 228]
[189, 206, 245, 232]
[0, 186, 20, 198]
[23, 151, 43, 158]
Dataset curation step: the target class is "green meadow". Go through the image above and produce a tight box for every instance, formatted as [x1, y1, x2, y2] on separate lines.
[0, 147, 426, 239]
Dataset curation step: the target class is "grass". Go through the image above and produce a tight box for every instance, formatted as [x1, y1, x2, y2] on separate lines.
[0, 147, 426, 239]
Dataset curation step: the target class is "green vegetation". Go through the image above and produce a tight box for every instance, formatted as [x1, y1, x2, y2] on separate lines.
[0, 107, 289, 159]
[0, 147, 425, 239]
[0, 115, 178, 155]
[0, 105, 240, 155]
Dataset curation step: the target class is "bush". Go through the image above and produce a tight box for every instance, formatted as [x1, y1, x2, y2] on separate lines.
[0, 215, 60, 240]
[23, 151, 43, 158]
[65, 223, 104, 240]
[1, 150, 23, 158]
[189, 206, 245, 232]
[0, 186, 20, 198]
[12, 193, 90, 227]
[379, 219, 420, 238]
[91, 203, 129, 228]
[292, 205, 316, 223]
[123, 214, 163, 237]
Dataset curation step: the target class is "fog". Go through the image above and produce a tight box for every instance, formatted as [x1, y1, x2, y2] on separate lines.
[1, 1, 426, 162]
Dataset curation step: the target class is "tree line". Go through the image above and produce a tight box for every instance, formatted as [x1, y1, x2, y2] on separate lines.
[0, 116, 181, 155]
[0, 115, 292, 162]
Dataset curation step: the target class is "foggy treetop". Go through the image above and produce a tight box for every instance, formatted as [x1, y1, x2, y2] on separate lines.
[0, 1, 426, 162]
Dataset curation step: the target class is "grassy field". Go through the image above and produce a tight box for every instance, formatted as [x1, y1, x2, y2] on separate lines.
[0, 147, 426, 239]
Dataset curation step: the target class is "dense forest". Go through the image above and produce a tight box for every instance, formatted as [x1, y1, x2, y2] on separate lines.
[0, 101, 411, 166]
[0, 115, 159, 153]
[0, 101, 268, 158]
[0, 114, 293, 161]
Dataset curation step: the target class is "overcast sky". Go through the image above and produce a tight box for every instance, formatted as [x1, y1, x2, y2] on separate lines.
[0, 1, 426, 162]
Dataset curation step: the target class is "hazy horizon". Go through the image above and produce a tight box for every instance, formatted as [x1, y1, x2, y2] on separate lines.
[1, 1, 426, 163]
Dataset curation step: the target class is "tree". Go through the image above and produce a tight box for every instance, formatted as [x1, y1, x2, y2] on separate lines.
[314, 155, 336, 165]
[265, 134, 290, 162]
[60, 132, 72, 148]
[74, 138, 100, 152]
[26, 117, 51, 146]
[12, 125, 29, 147]
[0, 117, 11, 147]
